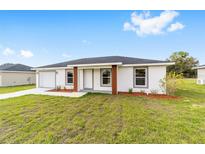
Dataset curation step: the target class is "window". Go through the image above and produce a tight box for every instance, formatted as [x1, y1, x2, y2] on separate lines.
[66, 70, 73, 85]
[101, 68, 112, 86]
[134, 68, 148, 87]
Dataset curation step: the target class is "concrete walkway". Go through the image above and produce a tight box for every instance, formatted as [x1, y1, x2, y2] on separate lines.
[0, 88, 87, 100]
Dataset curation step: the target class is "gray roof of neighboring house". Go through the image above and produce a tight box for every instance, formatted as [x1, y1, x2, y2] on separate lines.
[0, 63, 34, 72]
[195, 65, 205, 69]
[38, 56, 171, 68]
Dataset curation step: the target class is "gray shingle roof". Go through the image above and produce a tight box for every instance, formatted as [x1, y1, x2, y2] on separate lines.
[38, 56, 170, 68]
[196, 65, 205, 69]
[0, 63, 34, 72]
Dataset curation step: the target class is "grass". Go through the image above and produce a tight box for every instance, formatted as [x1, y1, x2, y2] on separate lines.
[0, 84, 35, 94]
[0, 79, 205, 143]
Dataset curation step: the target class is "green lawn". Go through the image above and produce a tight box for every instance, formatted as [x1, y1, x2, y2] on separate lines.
[0, 79, 205, 143]
[0, 84, 35, 94]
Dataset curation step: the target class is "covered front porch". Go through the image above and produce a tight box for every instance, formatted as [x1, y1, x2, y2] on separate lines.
[71, 65, 118, 95]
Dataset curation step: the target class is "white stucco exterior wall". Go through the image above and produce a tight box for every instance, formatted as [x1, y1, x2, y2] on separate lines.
[0, 72, 36, 87]
[56, 70, 65, 88]
[36, 72, 39, 88]
[148, 66, 166, 93]
[79, 69, 84, 91]
[197, 68, 205, 84]
[117, 67, 134, 92]
[56, 69, 73, 89]
[93, 68, 112, 91]
[42, 68, 112, 91]
[36, 65, 167, 94]
[118, 66, 166, 94]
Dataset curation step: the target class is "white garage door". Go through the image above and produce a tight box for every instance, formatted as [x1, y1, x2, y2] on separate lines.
[39, 72, 56, 88]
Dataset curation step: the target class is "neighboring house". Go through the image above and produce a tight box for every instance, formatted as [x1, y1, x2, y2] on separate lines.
[34, 56, 174, 95]
[0, 63, 36, 87]
[194, 65, 205, 85]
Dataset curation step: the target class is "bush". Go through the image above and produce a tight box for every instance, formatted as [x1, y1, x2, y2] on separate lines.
[160, 72, 183, 95]
[128, 88, 133, 94]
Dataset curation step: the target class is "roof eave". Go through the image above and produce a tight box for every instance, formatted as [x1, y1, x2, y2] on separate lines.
[33, 62, 174, 70]
[32, 66, 70, 71]
[67, 62, 123, 67]
[193, 66, 205, 69]
[0, 70, 35, 73]
[122, 62, 175, 67]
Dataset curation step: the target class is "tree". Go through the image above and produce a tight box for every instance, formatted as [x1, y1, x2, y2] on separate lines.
[167, 51, 199, 78]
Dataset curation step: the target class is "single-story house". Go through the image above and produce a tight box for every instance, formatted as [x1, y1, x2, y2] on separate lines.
[0, 63, 36, 87]
[34, 56, 174, 95]
[194, 65, 205, 85]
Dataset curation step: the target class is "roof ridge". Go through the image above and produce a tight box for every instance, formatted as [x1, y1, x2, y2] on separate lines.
[5, 63, 28, 68]
[37, 56, 170, 68]
[0, 63, 15, 70]
[36, 56, 123, 68]
[0, 63, 33, 71]
[71, 55, 122, 60]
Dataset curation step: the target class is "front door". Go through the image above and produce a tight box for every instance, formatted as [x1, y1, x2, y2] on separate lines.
[83, 69, 93, 89]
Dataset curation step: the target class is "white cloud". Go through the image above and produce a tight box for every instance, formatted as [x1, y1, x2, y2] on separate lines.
[62, 53, 71, 58]
[123, 22, 136, 31]
[20, 50, 33, 58]
[123, 11, 184, 36]
[167, 22, 185, 32]
[3, 48, 15, 56]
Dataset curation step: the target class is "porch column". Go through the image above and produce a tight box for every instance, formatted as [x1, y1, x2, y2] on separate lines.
[112, 65, 118, 95]
[73, 67, 78, 92]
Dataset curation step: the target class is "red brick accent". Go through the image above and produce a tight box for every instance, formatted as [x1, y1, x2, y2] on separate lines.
[112, 65, 118, 95]
[73, 67, 78, 92]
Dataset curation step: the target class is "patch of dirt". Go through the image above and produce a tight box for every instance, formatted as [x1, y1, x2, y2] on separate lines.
[118, 92, 180, 100]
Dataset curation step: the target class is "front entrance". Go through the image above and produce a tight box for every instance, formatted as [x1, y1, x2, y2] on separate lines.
[83, 69, 93, 90]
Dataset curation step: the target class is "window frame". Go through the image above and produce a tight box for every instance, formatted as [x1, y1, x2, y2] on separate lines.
[65, 69, 74, 85]
[100, 68, 112, 87]
[133, 67, 148, 88]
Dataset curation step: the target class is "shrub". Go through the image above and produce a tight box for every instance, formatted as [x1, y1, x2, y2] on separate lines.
[128, 88, 133, 94]
[160, 72, 183, 95]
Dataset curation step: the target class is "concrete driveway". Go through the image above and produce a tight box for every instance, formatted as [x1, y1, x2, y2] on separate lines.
[0, 88, 87, 100]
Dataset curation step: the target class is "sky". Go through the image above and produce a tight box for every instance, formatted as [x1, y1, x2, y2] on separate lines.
[0, 10, 204, 67]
